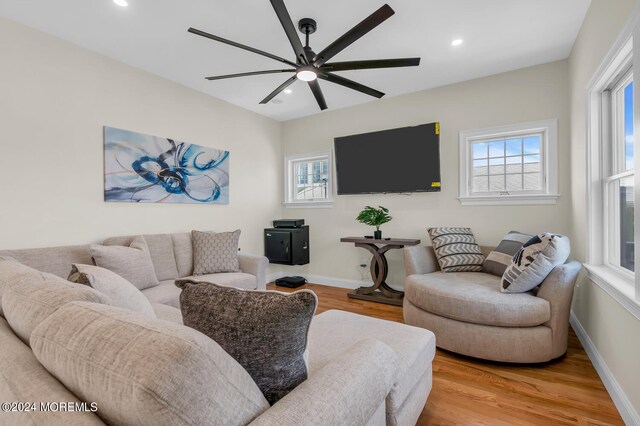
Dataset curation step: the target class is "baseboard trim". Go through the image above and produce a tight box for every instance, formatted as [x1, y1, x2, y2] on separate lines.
[570, 311, 639, 426]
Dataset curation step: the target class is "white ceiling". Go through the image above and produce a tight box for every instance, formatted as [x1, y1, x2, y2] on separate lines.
[0, 0, 591, 121]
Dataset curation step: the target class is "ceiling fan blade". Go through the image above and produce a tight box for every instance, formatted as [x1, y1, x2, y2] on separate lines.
[269, 0, 308, 65]
[318, 71, 384, 98]
[205, 69, 295, 80]
[188, 27, 298, 68]
[259, 75, 298, 104]
[321, 58, 420, 72]
[313, 4, 395, 67]
[308, 80, 328, 110]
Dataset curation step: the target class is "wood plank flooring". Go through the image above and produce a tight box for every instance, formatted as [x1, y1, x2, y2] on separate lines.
[267, 282, 623, 425]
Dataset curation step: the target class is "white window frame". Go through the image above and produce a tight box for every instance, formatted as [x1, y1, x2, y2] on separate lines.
[284, 151, 334, 208]
[585, 31, 640, 321]
[458, 119, 560, 206]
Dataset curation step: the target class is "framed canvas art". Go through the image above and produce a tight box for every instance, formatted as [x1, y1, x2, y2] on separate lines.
[104, 127, 229, 204]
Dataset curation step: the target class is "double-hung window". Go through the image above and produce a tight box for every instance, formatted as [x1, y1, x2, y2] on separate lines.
[458, 119, 559, 205]
[284, 151, 333, 208]
[604, 70, 634, 274]
[585, 34, 639, 316]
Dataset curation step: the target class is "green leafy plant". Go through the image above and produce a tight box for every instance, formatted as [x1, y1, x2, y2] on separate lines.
[356, 205, 392, 231]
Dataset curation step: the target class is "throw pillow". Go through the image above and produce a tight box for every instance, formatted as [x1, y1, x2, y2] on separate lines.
[89, 236, 159, 291]
[427, 227, 485, 272]
[501, 233, 571, 293]
[192, 230, 241, 275]
[68, 264, 156, 317]
[2, 271, 110, 344]
[176, 279, 317, 405]
[483, 231, 532, 277]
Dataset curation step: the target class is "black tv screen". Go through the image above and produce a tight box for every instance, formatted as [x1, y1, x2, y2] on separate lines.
[334, 123, 441, 195]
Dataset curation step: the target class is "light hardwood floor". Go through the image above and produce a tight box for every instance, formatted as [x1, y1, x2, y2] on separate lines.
[267, 282, 623, 425]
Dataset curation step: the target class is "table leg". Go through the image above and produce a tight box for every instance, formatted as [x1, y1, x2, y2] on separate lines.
[352, 243, 404, 301]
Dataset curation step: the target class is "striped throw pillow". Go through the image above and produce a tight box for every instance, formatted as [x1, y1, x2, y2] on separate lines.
[427, 227, 485, 272]
[483, 231, 532, 277]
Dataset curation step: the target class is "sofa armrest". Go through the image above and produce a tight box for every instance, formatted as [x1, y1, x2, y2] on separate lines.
[238, 253, 269, 290]
[249, 339, 399, 426]
[404, 245, 440, 276]
[536, 261, 581, 358]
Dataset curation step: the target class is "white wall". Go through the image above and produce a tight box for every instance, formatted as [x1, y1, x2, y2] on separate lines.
[279, 60, 571, 287]
[568, 0, 640, 420]
[0, 17, 281, 256]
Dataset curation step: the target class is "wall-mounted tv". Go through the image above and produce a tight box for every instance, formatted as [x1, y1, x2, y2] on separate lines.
[334, 122, 441, 195]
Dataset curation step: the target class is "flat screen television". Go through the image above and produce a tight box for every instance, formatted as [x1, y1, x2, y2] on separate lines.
[334, 122, 441, 195]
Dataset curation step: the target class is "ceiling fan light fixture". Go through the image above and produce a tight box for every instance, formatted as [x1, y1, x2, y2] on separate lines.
[113, 0, 128, 7]
[296, 67, 317, 82]
[451, 38, 464, 47]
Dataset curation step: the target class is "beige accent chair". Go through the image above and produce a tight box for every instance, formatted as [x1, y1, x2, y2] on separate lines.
[403, 245, 581, 363]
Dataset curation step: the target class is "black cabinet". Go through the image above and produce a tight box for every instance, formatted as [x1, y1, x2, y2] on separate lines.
[264, 226, 309, 265]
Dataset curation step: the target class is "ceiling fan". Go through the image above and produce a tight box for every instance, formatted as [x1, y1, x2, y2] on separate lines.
[188, 0, 420, 111]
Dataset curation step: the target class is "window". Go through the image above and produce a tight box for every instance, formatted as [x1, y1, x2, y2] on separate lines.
[284, 151, 333, 207]
[605, 72, 634, 274]
[458, 119, 559, 205]
[585, 35, 639, 318]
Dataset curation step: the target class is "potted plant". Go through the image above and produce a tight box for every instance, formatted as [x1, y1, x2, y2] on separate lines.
[356, 206, 392, 239]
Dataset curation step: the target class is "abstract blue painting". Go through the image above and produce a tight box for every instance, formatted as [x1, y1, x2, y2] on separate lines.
[104, 127, 229, 204]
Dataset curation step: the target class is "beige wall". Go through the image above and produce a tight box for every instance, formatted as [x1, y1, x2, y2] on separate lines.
[280, 60, 571, 287]
[0, 17, 281, 255]
[568, 0, 640, 417]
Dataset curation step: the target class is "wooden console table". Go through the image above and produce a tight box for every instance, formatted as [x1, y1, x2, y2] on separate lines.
[340, 237, 420, 306]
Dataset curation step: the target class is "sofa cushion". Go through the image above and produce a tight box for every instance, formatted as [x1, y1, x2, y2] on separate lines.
[0, 317, 105, 426]
[30, 302, 270, 426]
[141, 281, 182, 308]
[176, 280, 317, 405]
[405, 272, 550, 327]
[502, 233, 571, 293]
[172, 233, 194, 277]
[68, 264, 155, 317]
[90, 236, 159, 291]
[483, 231, 532, 277]
[151, 303, 183, 324]
[0, 256, 37, 319]
[2, 271, 110, 344]
[308, 310, 435, 422]
[0, 245, 92, 279]
[103, 234, 180, 282]
[184, 272, 258, 290]
[192, 230, 241, 275]
[427, 227, 484, 272]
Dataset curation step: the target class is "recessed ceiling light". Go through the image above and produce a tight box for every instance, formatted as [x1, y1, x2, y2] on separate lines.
[113, 0, 128, 7]
[451, 38, 464, 47]
[284, 89, 292, 94]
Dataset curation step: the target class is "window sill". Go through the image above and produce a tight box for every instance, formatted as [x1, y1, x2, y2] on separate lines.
[457, 194, 560, 206]
[583, 264, 640, 321]
[284, 201, 334, 209]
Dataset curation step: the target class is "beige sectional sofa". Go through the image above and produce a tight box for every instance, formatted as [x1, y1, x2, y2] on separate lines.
[403, 245, 580, 363]
[0, 232, 436, 426]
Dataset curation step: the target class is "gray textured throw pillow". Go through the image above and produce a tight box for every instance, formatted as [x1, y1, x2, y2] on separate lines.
[427, 227, 485, 272]
[192, 230, 241, 275]
[483, 231, 532, 277]
[176, 279, 317, 405]
[89, 236, 159, 291]
[501, 233, 571, 293]
[68, 264, 156, 317]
